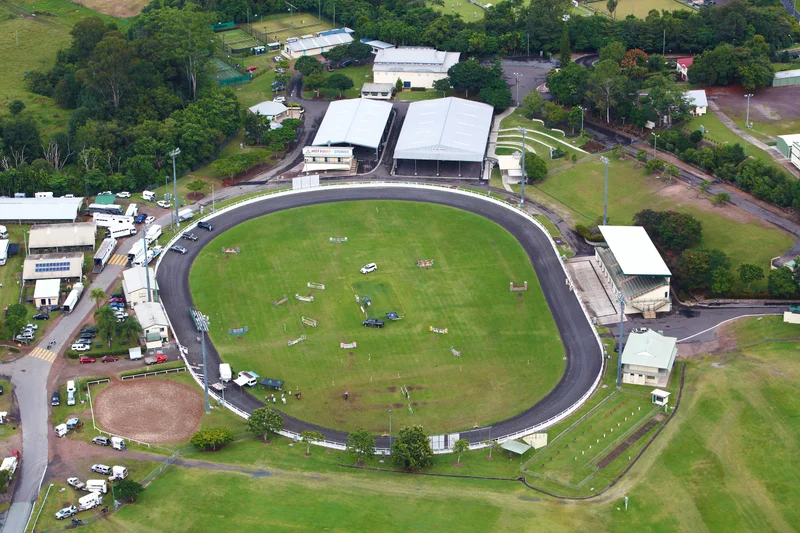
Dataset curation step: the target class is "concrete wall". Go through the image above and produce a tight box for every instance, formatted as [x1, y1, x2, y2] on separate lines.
[374, 70, 447, 89]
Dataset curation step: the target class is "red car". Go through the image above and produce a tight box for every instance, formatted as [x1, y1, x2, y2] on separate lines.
[101, 356, 119, 363]
[79, 356, 96, 364]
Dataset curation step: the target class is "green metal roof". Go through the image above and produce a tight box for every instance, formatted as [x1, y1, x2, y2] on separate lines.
[500, 440, 531, 455]
[621, 330, 677, 370]
[597, 247, 669, 299]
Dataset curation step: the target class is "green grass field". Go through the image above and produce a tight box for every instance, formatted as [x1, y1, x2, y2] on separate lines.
[245, 13, 333, 44]
[530, 156, 792, 291]
[77, 316, 800, 532]
[681, 113, 778, 169]
[302, 64, 375, 99]
[190, 201, 565, 433]
[432, 0, 485, 20]
[587, 0, 694, 18]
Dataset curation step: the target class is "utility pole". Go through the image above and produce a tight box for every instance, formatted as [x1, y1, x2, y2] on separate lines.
[170, 148, 181, 230]
[387, 409, 394, 450]
[651, 132, 660, 158]
[616, 293, 626, 388]
[662, 29, 666, 57]
[526, 33, 530, 57]
[513, 72, 522, 106]
[744, 93, 754, 129]
[600, 155, 610, 225]
[191, 309, 211, 414]
[579, 106, 584, 133]
[517, 127, 526, 206]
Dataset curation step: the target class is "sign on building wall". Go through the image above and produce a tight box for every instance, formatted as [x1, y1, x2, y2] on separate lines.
[303, 147, 354, 157]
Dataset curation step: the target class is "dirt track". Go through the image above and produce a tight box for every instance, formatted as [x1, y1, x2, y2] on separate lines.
[75, 0, 149, 18]
[94, 379, 203, 443]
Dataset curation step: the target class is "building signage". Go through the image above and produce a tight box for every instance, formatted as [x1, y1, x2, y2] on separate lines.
[303, 147, 353, 157]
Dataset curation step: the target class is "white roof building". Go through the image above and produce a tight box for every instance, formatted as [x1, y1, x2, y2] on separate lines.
[373, 47, 460, 88]
[23, 252, 83, 283]
[685, 89, 707, 116]
[33, 278, 61, 308]
[122, 266, 158, 306]
[394, 97, 494, 163]
[283, 32, 353, 59]
[29, 222, 96, 253]
[312, 99, 394, 151]
[0, 197, 84, 223]
[248, 101, 289, 119]
[133, 302, 169, 346]
[621, 329, 678, 387]
[497, 154, 522, 178]
[594, 226, 672, 318]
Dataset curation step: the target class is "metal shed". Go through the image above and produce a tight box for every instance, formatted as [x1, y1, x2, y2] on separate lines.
[773, 69, 800, 87]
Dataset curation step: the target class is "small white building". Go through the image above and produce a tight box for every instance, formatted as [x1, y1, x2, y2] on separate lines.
[248, 101, 289, 121]
[361, 39, 395, 54]
[122, 266, 158, 306]
[621, 329, 678, 387]
[373, 47, 460, 89]
[496, 154, 522, 182]
[595, 226, 672, 318]
[685, 89, 707, 116]
[133, 302, 169, 347]
[282, 32, 353, 59]
[33, 278, 61, 308]
[361, 83, 394, 100]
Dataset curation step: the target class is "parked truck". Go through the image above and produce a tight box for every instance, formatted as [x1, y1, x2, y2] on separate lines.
[178, 208, 194, 222]
[54, 424, 69, 438]
[62, 282, 84, 314]
[78, 492, 102, 511]
[0, 451, 19, 482]
[107, 225, 136, 239]
[145, 224, 162, 245]
[93, 238, 117, 274]
[142, 190, 157, 202]
[144, 353, 167, 366]
[219, 363, 232, 382]
[0, 225, 7, 239]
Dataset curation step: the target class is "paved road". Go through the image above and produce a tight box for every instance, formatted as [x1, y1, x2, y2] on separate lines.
[157, 186, 604, 447]
[781, 0, 799, 19]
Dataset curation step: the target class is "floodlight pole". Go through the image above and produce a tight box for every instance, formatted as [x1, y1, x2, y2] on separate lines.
[517, 127, 526, 206]
[143, 227, 151, 302]
[600, 155, 610, 225]
[579, 106, 584, 133]
[192, 309, 211, 414]
[616, 293, 626, 388]
[651, 132, 660, 158]
[170, 148, 181, 230]
[387, 409, 394, 450]
[744, 93, 754, 129]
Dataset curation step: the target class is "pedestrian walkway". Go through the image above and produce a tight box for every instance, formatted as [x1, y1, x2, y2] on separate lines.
[28, 346, 57, 363]
[108, 254, 128, 266]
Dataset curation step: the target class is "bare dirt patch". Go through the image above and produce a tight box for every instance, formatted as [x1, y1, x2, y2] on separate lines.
[714, 86, 800, 123]
[596, 413, 665, 468]
[94, 379, 203, 443]
[654, 181, 763, 225]
[77, 0, 150, 17]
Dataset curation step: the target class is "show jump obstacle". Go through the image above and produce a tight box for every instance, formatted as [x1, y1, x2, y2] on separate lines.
[329, 237, 348, 243]
[288, 335, 307, 347]
[510, 281, 528, 292]
[340, 341, 357, 349]
[295, 294, 314, 302]
[430, 326, 448, 334]
[273, 295, 288, 307]
[302, 316, 318, 327]
[307, 282, 325, 290]
[416, 259, 434, 268]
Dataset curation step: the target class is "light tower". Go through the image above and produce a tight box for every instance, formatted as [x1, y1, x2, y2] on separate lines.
[191, 308, 211, 414]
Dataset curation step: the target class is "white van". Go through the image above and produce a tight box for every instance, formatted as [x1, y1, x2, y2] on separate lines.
[142, 190, 157, 202]
[67, 391, 75, 406]
[66, 380, 76, 393]
[219, 363, 232, 382]
[0, 225, 7, 239]
[78, 492, 102, 511]
[54, 424, 68, 438]
[85, 480, 107, 494]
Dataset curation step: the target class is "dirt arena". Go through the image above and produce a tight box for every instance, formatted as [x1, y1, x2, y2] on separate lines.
[94, 379, 204, 443]
[76, 0, 150, 18]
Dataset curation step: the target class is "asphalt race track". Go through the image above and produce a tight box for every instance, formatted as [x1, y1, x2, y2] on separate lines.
[157, 187, 603, 447]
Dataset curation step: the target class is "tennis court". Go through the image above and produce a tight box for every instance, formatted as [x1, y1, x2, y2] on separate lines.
[216, 28, 260, 53]
[211, 58, 243, 80]
[244, 13, 333, 45]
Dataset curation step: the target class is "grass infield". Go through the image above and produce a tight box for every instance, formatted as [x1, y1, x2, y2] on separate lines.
[189, 201, 565, 433]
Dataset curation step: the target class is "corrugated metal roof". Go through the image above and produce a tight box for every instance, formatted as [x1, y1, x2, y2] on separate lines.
[361, 39, 395, 50]
[0, 197, 84, 222]
[134, 302, 168, 329]
[361, 83, 394, 93]
[33, 278, 61, 298]
[287, 32, 352, 52]
[621, 330, 677, 370]
[596, 247, 669, 300]
[248, 101, 288, 117]
[373, 47, 460, 73]
[598, 226, 671, 276]
[122, 266, 158, 294]
[29, 222, 96, 249]
[393, 97, 493, 162]
[312, 99, 393, 150]
[685, 89, 707, 108]
[774, 68, 800, 79]
[500, 440, 531, 455]
[23, 252, 83, 281]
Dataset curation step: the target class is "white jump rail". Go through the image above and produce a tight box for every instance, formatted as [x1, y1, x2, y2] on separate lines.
[155, 182, 605, 453]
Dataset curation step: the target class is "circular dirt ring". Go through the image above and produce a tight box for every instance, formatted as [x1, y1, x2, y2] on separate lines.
[94, 379, 204, 443]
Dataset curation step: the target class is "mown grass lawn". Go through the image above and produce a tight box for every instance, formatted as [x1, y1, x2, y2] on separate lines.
[681, 112, 778, 170]
[532, 156, 792, 291]
[587, 0, 694, 17]
[82, 318, 800, 533]
[190, 201, 565, 433]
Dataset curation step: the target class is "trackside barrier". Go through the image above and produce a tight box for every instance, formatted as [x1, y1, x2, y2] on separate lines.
[155, 183, 605, 453]
[120, 367, 186, 380]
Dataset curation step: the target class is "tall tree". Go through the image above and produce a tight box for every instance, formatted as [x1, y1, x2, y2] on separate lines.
[301, 430, 324, 455]
[115, 480, 144, 502]
[524, 152, 549, 183]
[432, 77, 451, 97]
[247, 407, 284, 442]
[294, 56, 323, 76]
[89, 288, 105, 309]
[346, 428, 376, 465]
[606, 0, 618, 19]
[448, 59, 490, 97]
[153, 6, 215, 100]
[559, 23, 571, 65]
[453, 438, 470, 464]
[304, 72, 326, 97]
[768, 267, 797, 298]
[76, 32, 133, 110]
[94, 305, 116, 348]
[325, 73, 354, 97]
[586, 59, 625, 124]
[392, 425, 434, 471]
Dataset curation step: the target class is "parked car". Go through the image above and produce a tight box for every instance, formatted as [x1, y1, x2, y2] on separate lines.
[109, 294, 124, 301]
[170, 244, 187, 254]
[632, 327, 649, 334]
[339, 60, 352, 68]
[54, 505, 77, 520]
[116, 191, 131, 198]
[145, 353, 167, 365]
[79, 356, 96, 364]
[51, 391, 60, 406]
[25, 323, 38, 330]
[81, 326, 98, 334]
[67, 391, 75, 406]
[32, 312, 49, 320]
[71, 343, 90, 352]
[274, 67, 285, 74]
[109, 302, 124, 309]
[98, 190, 112, 196]
[157, 200, 172, 209]
[90, 464, 112, 475]
[197, 221, 213, 231]
[360, 263, 377, 274]
[108, 297, 124, 304]
[273, 95, 286, 103]
[101, 356, 119, 363]
[92, 436, 111, 446]
[145, 216, 156, 225]
[363, 318, 385, 328]
[181, 232, 198, 241]
[134, 213, 147, 224]
[14, 336, 31, 344]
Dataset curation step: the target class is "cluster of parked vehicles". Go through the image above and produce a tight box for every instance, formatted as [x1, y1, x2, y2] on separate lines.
[13, 322, 39, 345]
[55, 464, 128, 520]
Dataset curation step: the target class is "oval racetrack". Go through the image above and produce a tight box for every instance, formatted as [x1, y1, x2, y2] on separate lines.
[157, 186, 603, 447]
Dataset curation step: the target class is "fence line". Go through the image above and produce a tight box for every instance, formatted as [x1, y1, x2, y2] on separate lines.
[121, 367, 186, 380]
[155, 182, 606, 453]
[86, 380, 159, 450]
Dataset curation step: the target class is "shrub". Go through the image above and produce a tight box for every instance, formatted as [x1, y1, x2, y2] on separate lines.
[190, 427, 234, 451]
[689, 129, 703, 144]
[410, 87, 426, 91]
